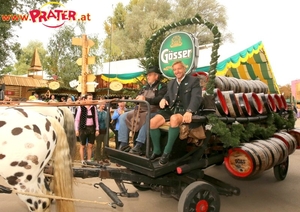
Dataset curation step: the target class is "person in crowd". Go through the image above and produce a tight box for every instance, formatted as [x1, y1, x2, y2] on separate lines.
[60, 96, 66, 102]
[74, 93, 99, 165]
[67, 96, 76, 117]
[149, 61, 203, 165]
[95, 102, 110, 165]
[48, 94, 58, 102]
[118, 66, 167, 155]
[111, 101, 126, 149]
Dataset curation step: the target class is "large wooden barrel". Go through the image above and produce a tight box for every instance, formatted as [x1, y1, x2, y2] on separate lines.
[271, 94, 284, 112]
[222, 91, 241, 117]
[245, 92, 264, 115]
[214, 88, 229, 116]
[214, 76, 226, 91]
[253, 139, 281, 168]
[265, 93, 277, 112]
[251, 140, 274, 170]
[274, 131, 297, 154]
[288, 128, 300, 149]
[279, 94, 288, 111]
[224, 142, 269, 178]
[235, 93, 252, 116]
[256, 93, 269, 114]
[265, 137, 289, 165]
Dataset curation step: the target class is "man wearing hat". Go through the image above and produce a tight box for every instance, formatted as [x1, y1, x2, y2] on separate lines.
[118, 66, 167, 155]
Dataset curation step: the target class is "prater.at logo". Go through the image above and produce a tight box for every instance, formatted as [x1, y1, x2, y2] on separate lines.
[29, 2, 91, 28]
[159, 32, 198, 79]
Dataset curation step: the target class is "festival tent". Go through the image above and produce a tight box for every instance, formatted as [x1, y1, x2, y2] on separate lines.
[97, 41, 280, 94]
[195, 41, 280, 94]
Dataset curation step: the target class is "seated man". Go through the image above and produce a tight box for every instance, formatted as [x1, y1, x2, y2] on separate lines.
[118, 66, 167, 154]
[149, 60, 203, 165]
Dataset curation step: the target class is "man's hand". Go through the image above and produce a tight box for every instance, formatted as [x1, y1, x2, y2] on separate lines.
[75, 130, 79, 137]
[182, 111, 192, 123]
[136, 95, 145, 100]
[95, 130, 99, 136]
[159, 99, 168, 109]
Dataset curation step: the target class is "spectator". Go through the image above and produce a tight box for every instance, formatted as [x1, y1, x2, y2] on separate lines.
[74, 93, 99, 164]
[95, 102, 110, 165]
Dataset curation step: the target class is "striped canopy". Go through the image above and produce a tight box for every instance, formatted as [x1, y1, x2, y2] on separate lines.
[196, 41, 280, 94]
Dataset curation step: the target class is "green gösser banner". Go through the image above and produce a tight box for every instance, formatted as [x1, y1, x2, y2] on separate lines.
[159, 32, 198, 79]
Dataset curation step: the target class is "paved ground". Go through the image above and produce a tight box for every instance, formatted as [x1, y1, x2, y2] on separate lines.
[1, 119, 300, 211]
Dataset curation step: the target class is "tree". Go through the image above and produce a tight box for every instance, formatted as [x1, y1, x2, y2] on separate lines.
[12, 41, 47, 75]
[102, 0, 232, 63]
[0, 0, 70, 71]
[43, 23, 102, 88]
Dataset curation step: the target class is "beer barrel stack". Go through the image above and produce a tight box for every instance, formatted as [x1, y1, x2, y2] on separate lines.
[213, 76, 287, 117]
[209, 76, 299, 179]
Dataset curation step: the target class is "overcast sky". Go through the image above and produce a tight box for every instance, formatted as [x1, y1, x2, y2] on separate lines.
[15, 0, 300, 85]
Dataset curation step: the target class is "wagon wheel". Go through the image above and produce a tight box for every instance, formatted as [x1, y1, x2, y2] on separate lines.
[132, 182, 150, 191]
[178, 181, 220, 212]
[273, 156, 289, 181]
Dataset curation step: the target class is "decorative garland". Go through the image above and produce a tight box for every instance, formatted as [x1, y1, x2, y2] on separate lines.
[207, 110, 296, 148]
[144, 13, 221, 95]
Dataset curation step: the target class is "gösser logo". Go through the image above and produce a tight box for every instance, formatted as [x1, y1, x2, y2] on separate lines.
[159, 32, 199, 79]
[29, 2, 83, 28]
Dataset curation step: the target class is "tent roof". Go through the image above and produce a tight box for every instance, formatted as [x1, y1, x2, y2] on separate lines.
[196, 41, 280, 94]
[0, 75, 48, 87]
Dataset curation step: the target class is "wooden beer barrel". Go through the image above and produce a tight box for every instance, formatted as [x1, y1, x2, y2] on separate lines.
[235, 93, 252, 116]
[214, 76, 226, 91]
[251, 140, 274, 170]
[256, 93, 268, 114]
[279, 94, 288, 111]
[265, 137, 288, 165]
[265, 93, 277, 112]
[224, 143, 267, 178]
[288, 128, 300, 149]
[273, 131, 297, 155]
[245, 142, 269, 173]
[230, 77, 241, 93]
[245, 92, 264, 115]
[271, 94, 284, 112]
[253, 139, 281, 168]
[214, 88, 229, 116]
[222, 91, 241, 117]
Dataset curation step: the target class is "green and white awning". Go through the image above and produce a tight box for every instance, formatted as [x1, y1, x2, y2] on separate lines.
[196, 41, 280, 94]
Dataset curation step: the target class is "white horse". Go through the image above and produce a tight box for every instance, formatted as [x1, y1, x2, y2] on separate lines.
[0, 107, 74, 212]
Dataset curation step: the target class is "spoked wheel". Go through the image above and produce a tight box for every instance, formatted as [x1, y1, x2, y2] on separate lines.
[273, 156, 289, 181]
[132, 182, 150, 191]
[178, 181, 220, 212]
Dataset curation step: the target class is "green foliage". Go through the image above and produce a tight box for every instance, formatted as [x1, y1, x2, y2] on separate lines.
[207, 110, 296, 148]
[12, 41, 47, 75]
[102, 0, 230, 64]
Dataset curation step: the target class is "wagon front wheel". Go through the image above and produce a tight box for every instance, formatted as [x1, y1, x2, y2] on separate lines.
[178, 181, 220, 212]
[273, 156, 289, 181]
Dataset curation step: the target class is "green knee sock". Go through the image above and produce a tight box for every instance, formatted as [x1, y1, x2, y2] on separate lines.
[164, 127, 180, 154]
[150, 129, 161, 154]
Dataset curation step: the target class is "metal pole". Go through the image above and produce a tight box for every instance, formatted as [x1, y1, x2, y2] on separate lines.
[107, 4, 113, 98]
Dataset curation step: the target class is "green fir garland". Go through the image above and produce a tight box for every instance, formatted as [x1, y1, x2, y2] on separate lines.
[207, 110, 296, 148]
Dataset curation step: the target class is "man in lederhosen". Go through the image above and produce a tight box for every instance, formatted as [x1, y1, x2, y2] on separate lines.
[149, 61, 203, 165]
[118, 66, 167, 155]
